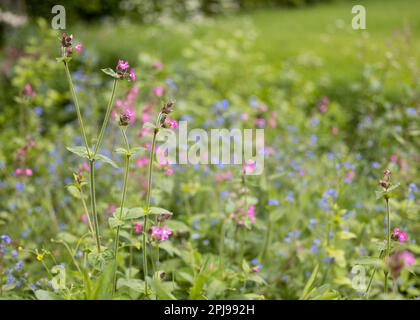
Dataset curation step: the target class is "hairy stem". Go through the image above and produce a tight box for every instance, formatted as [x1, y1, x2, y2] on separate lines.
[385, 198, 391, 294]
[80, 188, 95, 238]
[63, 62, 91, 158]
[93, 79, 118, 157]
[89, 160, 101, 252]
[143, 128, 158, 296]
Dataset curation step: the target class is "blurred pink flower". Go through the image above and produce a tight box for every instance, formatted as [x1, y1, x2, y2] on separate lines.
[136, 156, 149, 167]
[134, 223, 143, 234]
[393, 228, 408, 243]
[243, 159, 256, 174]
[23, 83, 36, 97]
[153, 86, 164, 97]
[247, 205, 256, 222]
[255, 118, 265, 128]
[153, 61, 164, 70]
[390, 154, 398, 163]
[129, 68, 136, 81]
[74, 43, 83, 52]
[160, 226, 172, 240]
[150, 225, 172, 241]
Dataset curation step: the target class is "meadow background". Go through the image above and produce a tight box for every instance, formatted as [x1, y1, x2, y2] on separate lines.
[0, 0, 419, 299]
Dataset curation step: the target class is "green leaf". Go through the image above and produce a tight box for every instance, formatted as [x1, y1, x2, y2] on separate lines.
[67, 146, 90, 159]
[56, 57, 72, 63]
[151, 278, 177, 300]
[248, 274, 266, 285]
[143, 122, 156, 129]
[300, 264, 319, 300]
[338, 231, 357, 240]
[242, 259, 250, 273]
[149, 207, 173, 216]
[165, 220, 190, 233]
[94, 153, 118, 168]
[35, 290, 62, 300]
[352, 257, 383, 268]
[117, 278, 145, 293]
[108, 217, 125, 229]
[387, 183, 401, 192]
[125, 207, 147, 220]
[66, 185, 81, 199]
[130, 147, 146, 156]
[115, 147, 129, 155]
[101, 68, 120, 79]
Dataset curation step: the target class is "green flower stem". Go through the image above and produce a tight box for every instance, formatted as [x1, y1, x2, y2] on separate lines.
[89, 160, 101, 252]
[218, 219, 227, 270]
[93, 79, 118, 158]
[112, 127, 131, 296]
[143, 124, 158, 296]
[63, 62, 91, 158]
[386, 198, 391, 257]
[384, 198, 391, 294]
[80, 188, 95, 238]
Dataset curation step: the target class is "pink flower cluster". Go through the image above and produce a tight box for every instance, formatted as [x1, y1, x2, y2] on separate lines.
[113, 85, 139, 124]
[134, 223, 143, 234]
[243, 159, 256, 174]
[116, 59, 135, 81]
[318, 96, 330, 113]
[23, 83, 36, 97]
[74, 43, 83, 52]
[150, 226, 172, 241]
[392, 228, 408, 243]
[157, 150, 174, 175]
[215, 170, 233, 182]
[247, 205, 256, 222]
[15, 168, 33, 176]
[153, 86, 164, 97]
[164, 116, 178, 129]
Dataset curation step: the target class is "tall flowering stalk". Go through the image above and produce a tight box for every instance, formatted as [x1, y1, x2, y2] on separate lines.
[142, 100, 175, 295]
[366, 169, 400, 295]
[58, 34, 135, 254]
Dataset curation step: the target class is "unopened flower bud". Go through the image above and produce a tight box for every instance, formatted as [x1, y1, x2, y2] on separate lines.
[383, 169, 391, 175]
[61, 33, 73, 47]
[378, 179, 389, 189]
[161, 100, 175, 115]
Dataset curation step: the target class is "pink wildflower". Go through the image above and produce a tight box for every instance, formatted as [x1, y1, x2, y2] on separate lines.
[129, 68, 136, 81]
[153, 86, 164, 97]
[136, 156, 149, 167]
[160, 226, 172, 240]
[23, 83, 36, 97]
[247, 205, 256, 222]
[74, 43, 83, 52]
[117, 59, 129, 71]
[255, 118, 265, 128]
[392, 228, 408, 243]
[150, 226, 172, 241]
[153, 61, 164, 70]
[134, 223, 143, 234]
[243, 159, 256, 174]
[251, 266, 261, 273]
[390, 154, 398, 163]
